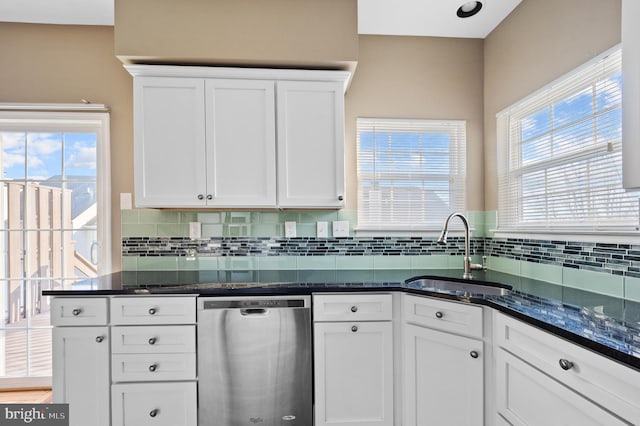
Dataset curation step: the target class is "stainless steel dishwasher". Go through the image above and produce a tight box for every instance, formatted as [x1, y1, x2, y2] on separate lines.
[197, 295, 312, 426]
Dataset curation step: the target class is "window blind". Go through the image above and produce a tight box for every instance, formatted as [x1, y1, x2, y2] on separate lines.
[497, 47, 639, 231]
[356, 118, 466, 231]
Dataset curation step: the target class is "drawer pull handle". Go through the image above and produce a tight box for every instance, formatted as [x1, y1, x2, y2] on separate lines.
[435, 311, 444, 319]
[350, 306, 358, 313]
[470, 350, 479, 359]
[149, 409, 159, 418]
[148, 364, 158, 372]
[72, 308, 82, 316]
[197, 194, 204, 200]
[148, 337, 157, 345]
[559, 359, 574, 371]
[207, 194, 213, 200]
[95, 336, 104, 343]
[351, 325, 358, 332]
[148, 308, 157, 315]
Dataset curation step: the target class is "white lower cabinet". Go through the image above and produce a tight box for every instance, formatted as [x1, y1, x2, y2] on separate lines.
[403, 324, 484, 426]
[495, 349, 628, 425]
[111, 382, 197, 426]
[402, 295, 484, 426]
[52, 326, 110, 426]
[313, 293, 394, 426]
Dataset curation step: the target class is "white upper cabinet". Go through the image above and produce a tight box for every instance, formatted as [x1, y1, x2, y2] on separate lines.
[205, 79, 277, 207]
[622, 0, 640, 190]
[133, 77, 207, 207]
[277, 81, 346, 208]
[127, 65, 350, 209]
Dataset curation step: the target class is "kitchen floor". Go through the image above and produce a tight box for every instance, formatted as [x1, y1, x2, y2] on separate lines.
[0, 389, 52, 403]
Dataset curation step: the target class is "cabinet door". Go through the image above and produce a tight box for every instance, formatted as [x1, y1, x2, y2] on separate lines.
[205, 79, 277, 207]
[52, 327, 110, 426]
[403, 324, 483, 426]
[277, 80, 345, 208]
[314, 321, 393, 426]
[623, 0, 640, 189]
[133, 77, 207, 207]
[112, 382, 197, 426]
[495, 349, 628, 426]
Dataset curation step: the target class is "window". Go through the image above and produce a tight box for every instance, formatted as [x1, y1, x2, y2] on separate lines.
[0, 106, 110, 387]
[497, 47, 639, 232]
[357, 118, 466, 231]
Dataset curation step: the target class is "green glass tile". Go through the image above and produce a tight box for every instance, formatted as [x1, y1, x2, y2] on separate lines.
[158, 224, 189, 237]
[178, 257, 219, 271]
[259, 212, 281, 224]
[486, 256, 521, 275]
[218, 257, 258, 270]
[250, 224, 280, 238]
[624, 276, 640, 302]
[120, 209, 139, 225]
[562, 268, 624, 298]
[299, 211, 339, 224]
[225, 224, 250, 237]
[447, 255, 467, 269]
[467, 211, 485, 238]
[121, 256, 138, 271]
[197, 212, 224, 224]
[296, 256, 336, 270]
[409, 255, 451, 269]
[137, 210, 180, 224]
[520, 261, 563, 285]
[179, 212, 199, 223]
[225, 212, 253, 224]
[258, 256, 297, 270]
[372, 255, 411, 269]
[137, 256, 179, 271]
[484, 211, 497, 237]
[296, 223, 316, 238]
[337, 209, 357, 226]
[281, 212, 300, 222]
[337, 269, 376, 282]
[202, 224, 224, 238]
[121, 224, 157, 237]
[336, 256, 374, 270]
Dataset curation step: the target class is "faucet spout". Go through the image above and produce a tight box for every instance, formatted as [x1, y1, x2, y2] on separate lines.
[438, 212, 483, 279]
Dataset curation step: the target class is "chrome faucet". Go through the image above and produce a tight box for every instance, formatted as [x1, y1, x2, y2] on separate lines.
[437, 212, 484, 279]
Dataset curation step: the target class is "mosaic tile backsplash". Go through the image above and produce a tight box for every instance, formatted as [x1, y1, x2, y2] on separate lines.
[121, 209, 640, 300]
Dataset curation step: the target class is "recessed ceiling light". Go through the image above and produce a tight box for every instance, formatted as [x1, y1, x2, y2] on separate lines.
[457, 1, 483, 18]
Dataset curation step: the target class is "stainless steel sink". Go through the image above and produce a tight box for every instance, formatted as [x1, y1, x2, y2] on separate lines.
[406, 277, 511, 296]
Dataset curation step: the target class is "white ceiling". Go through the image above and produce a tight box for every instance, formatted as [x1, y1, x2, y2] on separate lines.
[0, 0, 521, 39]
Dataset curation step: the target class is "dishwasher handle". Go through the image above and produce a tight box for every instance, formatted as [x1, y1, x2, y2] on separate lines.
[240, 308, 268, 316]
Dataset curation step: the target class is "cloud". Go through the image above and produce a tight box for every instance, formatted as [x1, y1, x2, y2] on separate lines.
[66, 144, 96, 170]
[28, 133, 62, 156]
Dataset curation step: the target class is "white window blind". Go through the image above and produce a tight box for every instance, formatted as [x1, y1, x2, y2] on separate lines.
[357, 118, 466, 231]
[497, 47, 639, 231]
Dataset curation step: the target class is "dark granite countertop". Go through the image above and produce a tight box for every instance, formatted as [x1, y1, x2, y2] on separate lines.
[43, 268, 640, 371]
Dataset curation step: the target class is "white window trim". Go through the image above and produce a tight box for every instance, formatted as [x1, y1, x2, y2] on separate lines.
[495, 45, 639, 235]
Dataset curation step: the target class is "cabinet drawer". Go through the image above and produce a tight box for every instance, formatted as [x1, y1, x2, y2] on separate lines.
[111, 382, 197, 426]
[51, 297, 108, 326]
[111, 325, 196, 354]
[313, 293, 392, 322]
[404, 294, 483, 338]
[110, 297, 196, 325]
[494, 313, 640, 424]
[112, 353, 196, 382]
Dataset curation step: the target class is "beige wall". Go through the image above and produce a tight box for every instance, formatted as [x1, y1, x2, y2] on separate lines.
[114, 0, 358, 73]
[345, 35, 485, 210]
[483, 0, 622, 210]
[0, 23, 133, 271]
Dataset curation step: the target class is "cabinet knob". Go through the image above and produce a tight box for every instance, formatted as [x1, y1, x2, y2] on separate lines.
[95, 336, 104, 343]
[72, 308, 82, 316]
[148, 337, 157, 345]
[351, 325, 358, 332]
[149, 409, 159, 418]
[470, 350, 479, 359]
[207, 194, 213, 200]
[338, 195, 344, 201]
[148, 308, 157, 315]
[350, 305, 358, 313]
[148, 364, 158, 372]
[559, 359, 574, 371]
[197, 194, 204, 200]
[435, 311, 444, 319]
